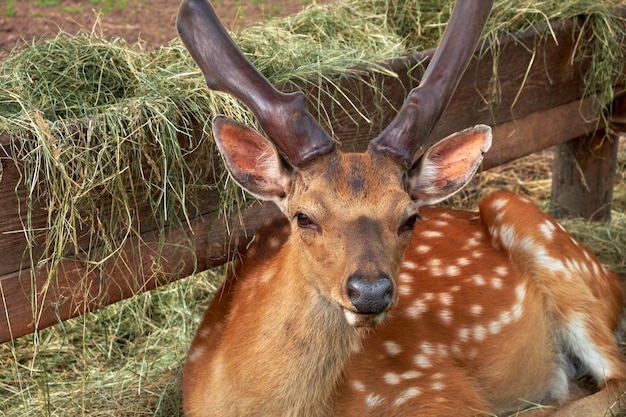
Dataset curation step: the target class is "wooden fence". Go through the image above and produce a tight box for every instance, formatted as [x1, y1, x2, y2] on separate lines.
[0, 13, 624, 343]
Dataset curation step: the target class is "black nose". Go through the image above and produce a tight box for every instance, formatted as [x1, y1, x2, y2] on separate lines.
[347, 272, 393, 314]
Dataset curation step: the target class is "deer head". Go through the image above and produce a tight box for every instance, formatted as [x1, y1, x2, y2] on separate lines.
[177, 0, 493, 328]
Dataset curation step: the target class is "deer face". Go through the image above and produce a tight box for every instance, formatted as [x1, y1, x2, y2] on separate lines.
[213, 117, 491, 328]
[285, 152, 414, 327]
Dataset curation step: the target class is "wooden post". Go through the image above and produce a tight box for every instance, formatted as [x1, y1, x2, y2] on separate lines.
[550, 96, 625, 221]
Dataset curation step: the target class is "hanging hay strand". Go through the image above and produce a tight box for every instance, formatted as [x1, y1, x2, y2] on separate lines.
[0, 0, 625, 415]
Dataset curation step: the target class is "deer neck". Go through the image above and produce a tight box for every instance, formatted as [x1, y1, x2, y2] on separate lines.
[218, 245, 362, 416]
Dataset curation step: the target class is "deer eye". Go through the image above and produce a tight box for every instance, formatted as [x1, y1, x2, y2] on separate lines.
[295, 212, 315, 229]
[400, 213, 423, 233]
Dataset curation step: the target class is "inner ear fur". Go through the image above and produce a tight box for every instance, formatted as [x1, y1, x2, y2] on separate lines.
[408, 124, 492, 206]
[213, 116, 292, 205]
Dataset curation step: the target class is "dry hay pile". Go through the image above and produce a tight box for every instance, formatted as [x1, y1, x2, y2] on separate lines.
[0, 0, 625, 415]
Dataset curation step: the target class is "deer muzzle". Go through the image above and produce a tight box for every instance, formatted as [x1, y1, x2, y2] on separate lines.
[344, 272, 393, 327]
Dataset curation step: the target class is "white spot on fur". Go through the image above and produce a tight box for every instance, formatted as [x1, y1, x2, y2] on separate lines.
[433, 220, 449, 228]
[187, 345, 205, 363]
[494, 266, 508, 276]
[470, 305, 483, 316]
[458, 327, 470, 343]
[491, 278, 503, 289]
[431, 382, 446, 391]
[365, 393, 384, 408]
[489, 320, 502, 335]
[490, 198, 508, 211]
[499, 311, 512, 326]
[498, 224, 515, 251]
[439, 309, 453, 325]
[533, 246, 570, 275]
[414, 354, 432, 369]
[398, 285, 412, 296]
[540, 220, 556, 240]
[439, 292, 453, 306]
[198, 327, 211, 339]
[464, 237, 481, 249]
[445, 265, 461, 276]
[422, 230, 444, 238]
[383, 341, 403, 356]
[403, 261, 418, 270]
[384, 372, 401, 385]
[428, 258, 443, 276]
[456, 257, 471, 266]
[512, 302, 524, 321]
[406, 299, 429, 319]
[592, 262, 601, 276]
[398, 272, 414, 283]
[415, 244, 431, 254]
[393, 387, 421, 406]
[471, 274, 486, 286]
[420, 342, 435, 355]
[351, 380, 365, 392]
[401, 370, 422, 380]
[473, 325, 487, 342]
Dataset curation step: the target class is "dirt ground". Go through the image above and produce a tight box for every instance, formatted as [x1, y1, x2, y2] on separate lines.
[0, 0, 319, 58]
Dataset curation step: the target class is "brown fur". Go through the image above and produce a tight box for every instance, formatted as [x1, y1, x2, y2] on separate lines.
[182, 155, 626, 416]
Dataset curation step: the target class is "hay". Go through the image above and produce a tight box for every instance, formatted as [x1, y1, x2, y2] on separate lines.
[0, 0, 626, 415]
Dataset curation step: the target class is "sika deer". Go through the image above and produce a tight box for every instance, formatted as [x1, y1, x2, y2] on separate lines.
[176, 0, 626, 415]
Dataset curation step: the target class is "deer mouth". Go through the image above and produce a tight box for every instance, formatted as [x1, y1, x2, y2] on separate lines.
[343, 308, 387, 328]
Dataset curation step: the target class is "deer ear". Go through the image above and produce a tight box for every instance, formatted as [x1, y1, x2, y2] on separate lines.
[213, 116, 292, 206]
[407, 125, 492, 205]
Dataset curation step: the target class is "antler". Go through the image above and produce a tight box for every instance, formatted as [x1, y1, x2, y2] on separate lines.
[369, 0, 494, 167]
[177, 0, 335, 168]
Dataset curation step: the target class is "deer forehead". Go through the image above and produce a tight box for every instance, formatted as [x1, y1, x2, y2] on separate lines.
[289, 152, 414, 221]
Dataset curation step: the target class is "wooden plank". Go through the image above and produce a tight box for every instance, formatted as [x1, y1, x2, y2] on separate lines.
[484, 96, 604, 170]
[549, 130, 619, 221]
[549, 93, 626, 221]
[0, 201, 281, 342]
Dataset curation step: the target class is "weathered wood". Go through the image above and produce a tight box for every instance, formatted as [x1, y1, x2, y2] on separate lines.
[549, 131, 619, 221]
[0, 200, 281, 342]
[549, 94, 626, 221]
[485, 96, 604, 170]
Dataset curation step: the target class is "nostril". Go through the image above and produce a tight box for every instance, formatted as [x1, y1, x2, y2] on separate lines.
[347, 272, 393, 314]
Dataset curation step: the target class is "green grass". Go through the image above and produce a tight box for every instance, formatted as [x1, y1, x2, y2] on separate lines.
[4, 0, 15, 16]
[0, 268, 225, 416]
[37, 0, 61, 6]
